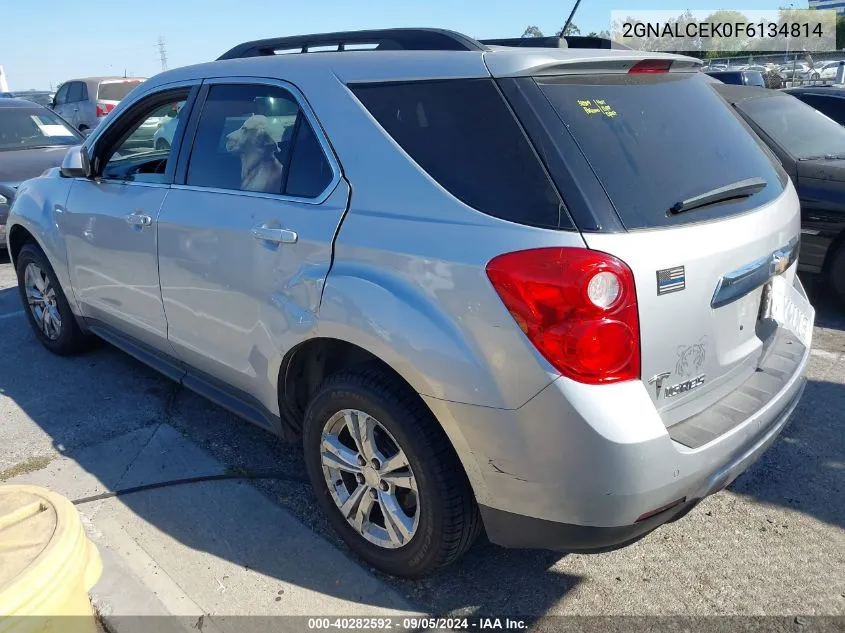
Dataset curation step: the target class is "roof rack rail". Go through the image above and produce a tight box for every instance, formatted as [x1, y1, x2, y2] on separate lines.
[480, 35, 630, 50]
[217, 28, 487, 60]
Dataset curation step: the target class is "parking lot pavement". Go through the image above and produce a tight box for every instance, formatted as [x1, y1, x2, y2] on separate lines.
[0, 249, 843, 618]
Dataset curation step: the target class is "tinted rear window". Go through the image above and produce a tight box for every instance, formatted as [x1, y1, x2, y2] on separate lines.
[98, 80, 143, 102]
[352, 79, 565, 229]
[536, 73, 786, 230]
[737, 93, 845, 160]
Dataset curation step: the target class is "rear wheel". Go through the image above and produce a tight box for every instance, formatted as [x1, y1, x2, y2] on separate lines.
[302, 365, 481, 577]
[15, 243, 90, 355]
[155, 138, 170, 151]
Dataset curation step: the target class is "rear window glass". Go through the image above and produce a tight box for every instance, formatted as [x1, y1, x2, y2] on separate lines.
[536, 73, 786, 230]
[737, 94, 845, 160]
[352, 79, 565, 229]
[98, 80, 143, 102]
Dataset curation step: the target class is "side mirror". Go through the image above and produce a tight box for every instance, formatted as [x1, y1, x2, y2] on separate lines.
[61, 146, 92, 179]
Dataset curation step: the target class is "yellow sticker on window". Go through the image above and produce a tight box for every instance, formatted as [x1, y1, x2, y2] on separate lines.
[578, 99, 618, 118]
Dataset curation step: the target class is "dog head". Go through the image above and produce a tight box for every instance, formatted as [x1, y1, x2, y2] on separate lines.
[225, 114, 277, 156]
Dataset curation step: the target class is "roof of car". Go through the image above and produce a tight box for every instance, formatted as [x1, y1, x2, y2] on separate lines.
[59, 76, 146, 88]
[140, 46, 699, 95]
[0, 97, 45, 109]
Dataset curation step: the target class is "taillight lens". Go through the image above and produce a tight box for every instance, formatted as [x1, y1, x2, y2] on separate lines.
[629, 59, 673, 74]
[96, 102, 115, 118]
[486, 248, 640, 384]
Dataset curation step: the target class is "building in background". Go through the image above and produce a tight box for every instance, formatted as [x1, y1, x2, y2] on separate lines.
[0, 66, 8, 92]
[809, 0, 845, 15]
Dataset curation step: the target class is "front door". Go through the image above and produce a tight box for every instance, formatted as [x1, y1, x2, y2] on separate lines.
[157, 80, 348, 414]
[61, 85, 196, 352]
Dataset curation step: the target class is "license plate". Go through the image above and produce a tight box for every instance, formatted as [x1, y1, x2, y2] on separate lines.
[769, 275, 815, 348]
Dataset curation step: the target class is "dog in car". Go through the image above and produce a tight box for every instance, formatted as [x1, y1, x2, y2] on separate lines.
[225, 114, 284, 193]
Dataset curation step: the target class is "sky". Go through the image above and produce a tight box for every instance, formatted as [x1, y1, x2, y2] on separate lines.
[1, 0, 810, 90]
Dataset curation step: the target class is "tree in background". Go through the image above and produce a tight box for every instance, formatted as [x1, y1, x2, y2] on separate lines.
[521, 25, 544, 38]
[558, 23, 581, 36]
[587, 30, 612, 38]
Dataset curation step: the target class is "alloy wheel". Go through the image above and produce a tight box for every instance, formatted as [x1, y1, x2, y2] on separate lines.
[320, 409, 419, 549]
[24, 263, 62, 341]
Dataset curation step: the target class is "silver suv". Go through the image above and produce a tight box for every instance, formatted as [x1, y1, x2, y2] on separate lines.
[5, 29, 814, 577]
[52, 76, 147, 133]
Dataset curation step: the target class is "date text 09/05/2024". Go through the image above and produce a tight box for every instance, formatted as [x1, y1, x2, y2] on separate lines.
[307, 617, 529, 630]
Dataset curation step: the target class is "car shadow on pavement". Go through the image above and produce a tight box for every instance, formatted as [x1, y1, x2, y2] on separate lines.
[0, 301, 581, 616]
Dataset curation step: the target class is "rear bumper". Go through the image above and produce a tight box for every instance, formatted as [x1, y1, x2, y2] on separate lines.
[423, 282, 811, 551]
[478, 378, 804, 552]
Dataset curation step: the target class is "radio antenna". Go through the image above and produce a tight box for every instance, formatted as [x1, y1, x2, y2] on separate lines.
[561, 0, 584, 35]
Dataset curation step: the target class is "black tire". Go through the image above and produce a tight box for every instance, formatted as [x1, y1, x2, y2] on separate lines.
[303, 365, 481, 577]
[15, 243, 90, 355]
[828, 243, 845, 308]
[155, 139, 170, 151]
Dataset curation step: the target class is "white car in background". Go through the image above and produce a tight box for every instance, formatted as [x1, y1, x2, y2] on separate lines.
[152, 103, 182, 150]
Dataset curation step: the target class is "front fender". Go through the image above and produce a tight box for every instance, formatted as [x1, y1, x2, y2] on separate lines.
[7, 173, 78, 314]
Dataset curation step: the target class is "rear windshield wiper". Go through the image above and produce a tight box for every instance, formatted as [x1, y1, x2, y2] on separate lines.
[668, 177, 767, 215]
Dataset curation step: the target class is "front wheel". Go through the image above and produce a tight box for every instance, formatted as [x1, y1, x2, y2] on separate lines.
[302, 365, 481, 577]
[16, 243, 90, 355]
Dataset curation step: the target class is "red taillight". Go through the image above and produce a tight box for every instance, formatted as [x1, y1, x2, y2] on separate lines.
[96, 102, 115, 118]
[486, 248, 640, 385]
[629, 59, 673, 74]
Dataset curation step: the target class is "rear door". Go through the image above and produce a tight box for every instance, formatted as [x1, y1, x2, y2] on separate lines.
[157, 79, 348, 415]
[501, 70, 799, 426]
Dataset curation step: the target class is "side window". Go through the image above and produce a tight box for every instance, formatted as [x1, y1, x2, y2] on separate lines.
[79, 83, 89, 102]
[285, 117, 333, 198]
[99, 92, 189, 183]
[800, 95, 845, 126]
[186, 83, 332, 197]
[351, 79, 563, 229]
[54, 84, 69, 105]
[67, 82, 83, 103]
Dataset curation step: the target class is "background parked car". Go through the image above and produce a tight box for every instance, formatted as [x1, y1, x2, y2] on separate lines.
[0, 97, 82, 248]
[705, 70, 766, 88]
[715, 84, 845, 306]
[784, 86, 845, 126]
[53, 77, 146, 133]
[13, 91, 56, 109]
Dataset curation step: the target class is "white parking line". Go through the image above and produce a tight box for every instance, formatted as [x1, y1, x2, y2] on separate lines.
[0, 310, 24, 321]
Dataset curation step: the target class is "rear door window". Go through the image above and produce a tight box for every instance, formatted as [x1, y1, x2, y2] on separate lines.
[352, 79, 566, 229]
[535, 73, 786, 230]
[67, 82, 83, 103]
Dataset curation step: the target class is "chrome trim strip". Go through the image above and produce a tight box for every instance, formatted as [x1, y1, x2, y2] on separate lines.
[710, 237, 799, 309]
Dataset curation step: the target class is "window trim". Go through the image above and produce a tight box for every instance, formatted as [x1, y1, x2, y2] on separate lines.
[172, 76, 341, 206]
[88, 81, 200, 188]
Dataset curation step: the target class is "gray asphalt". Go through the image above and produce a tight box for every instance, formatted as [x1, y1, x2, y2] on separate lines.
[0, 250, 843, 616]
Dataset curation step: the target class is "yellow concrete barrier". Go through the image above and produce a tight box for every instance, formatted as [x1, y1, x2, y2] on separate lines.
[0, 485, 102, 633]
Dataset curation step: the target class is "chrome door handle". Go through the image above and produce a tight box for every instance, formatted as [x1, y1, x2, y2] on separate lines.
[126, 212, 152, 227]
[251, 226, 298, 244]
